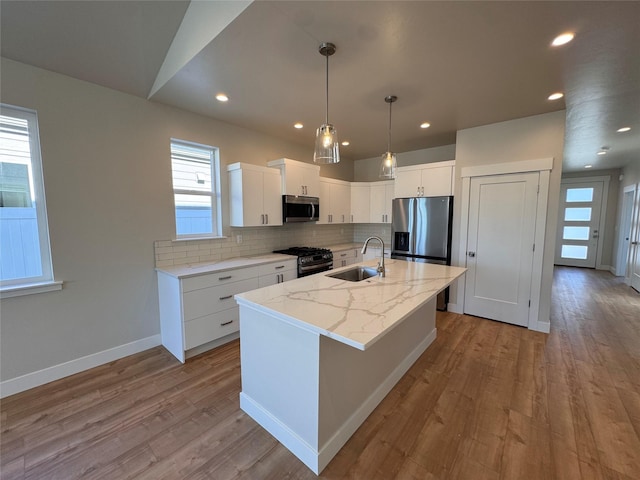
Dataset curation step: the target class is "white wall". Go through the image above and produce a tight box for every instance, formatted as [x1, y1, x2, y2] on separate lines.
[354, 144, 456, 182]
[453, 111, 566, 328]
[0, 58, 353, 388]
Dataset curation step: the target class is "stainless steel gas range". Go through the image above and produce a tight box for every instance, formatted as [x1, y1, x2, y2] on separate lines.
[273, 247, 333, 277]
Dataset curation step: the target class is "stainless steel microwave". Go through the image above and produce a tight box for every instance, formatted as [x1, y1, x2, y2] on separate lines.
[282, 195, 320, 223]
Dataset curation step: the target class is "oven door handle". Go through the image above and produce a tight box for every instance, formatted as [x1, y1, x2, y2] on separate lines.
[299, 261, 333, 273]
[310, 202, 315, 221]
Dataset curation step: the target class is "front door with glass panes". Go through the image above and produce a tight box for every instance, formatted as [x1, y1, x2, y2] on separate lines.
[555, 181, 604, 268]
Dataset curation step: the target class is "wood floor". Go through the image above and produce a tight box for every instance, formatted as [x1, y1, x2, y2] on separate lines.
[2, 266, 640, 479]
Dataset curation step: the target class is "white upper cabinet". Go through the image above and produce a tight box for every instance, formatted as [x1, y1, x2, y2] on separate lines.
[228, 162, 283, 227]
[394, 160, 455, 198]
[318, 177, 351, 224]
[267, 158, 320, 197]
[370, 181, 394, 223]
[350, 182, 371, 223]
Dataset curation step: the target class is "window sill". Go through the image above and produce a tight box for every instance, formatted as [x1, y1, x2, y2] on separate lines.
[173, 235, 227, 242]
[0, 280, 63, 299]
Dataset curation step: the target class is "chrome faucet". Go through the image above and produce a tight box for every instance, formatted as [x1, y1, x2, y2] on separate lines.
[361, 236, 385, 277]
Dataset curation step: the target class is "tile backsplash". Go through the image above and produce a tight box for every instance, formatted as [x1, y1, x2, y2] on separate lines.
[154, 223, 371, 268]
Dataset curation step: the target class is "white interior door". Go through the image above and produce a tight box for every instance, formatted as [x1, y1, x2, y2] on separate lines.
[464, 172, 539, 327]
[629, 185, 640, 292]
[554, 182, 603, 268]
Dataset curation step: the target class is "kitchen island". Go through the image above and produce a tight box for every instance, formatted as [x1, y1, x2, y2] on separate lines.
[235, 259, 466, 474]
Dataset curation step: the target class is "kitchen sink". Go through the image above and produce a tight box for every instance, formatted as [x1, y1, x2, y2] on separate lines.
[327, 266, 379, 282]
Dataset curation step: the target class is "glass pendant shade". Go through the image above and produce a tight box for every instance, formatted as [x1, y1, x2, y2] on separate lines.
[379, 151, 397, 179]
[314, 123, 340, 164]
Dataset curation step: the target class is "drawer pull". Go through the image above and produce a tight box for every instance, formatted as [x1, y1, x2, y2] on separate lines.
[275, 265, 285, 269]
[218, 275, 232, 281]
[220, 320, 234, 326]
[219, 295, 233, 300]
[341, 253, 347, 257]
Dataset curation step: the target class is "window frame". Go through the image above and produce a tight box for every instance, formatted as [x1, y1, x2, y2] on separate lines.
[0, 104, 57, 293]
[170, 138, 222, 239]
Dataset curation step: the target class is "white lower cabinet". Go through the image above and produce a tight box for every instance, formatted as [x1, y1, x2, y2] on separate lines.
[158, 258, 297, 362]
[332, 247, 363, 267]
[258, 260, 297, 287]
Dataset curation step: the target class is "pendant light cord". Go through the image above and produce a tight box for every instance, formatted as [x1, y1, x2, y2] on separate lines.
[387, 100, 392, 152]
[325, 54, 329, 124]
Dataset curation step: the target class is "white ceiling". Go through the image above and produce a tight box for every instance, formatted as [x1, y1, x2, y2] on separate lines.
[2, 1, 638, 172]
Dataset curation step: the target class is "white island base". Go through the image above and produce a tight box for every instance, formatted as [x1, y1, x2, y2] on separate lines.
[238, 296, 437, 474]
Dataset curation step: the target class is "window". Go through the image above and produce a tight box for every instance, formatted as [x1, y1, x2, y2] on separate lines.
[0, 104, 55, 290]
[170, 139, 221, 238]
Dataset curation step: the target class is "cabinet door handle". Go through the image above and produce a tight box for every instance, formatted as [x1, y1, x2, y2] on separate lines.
[341, 253, 347, 257]
[218, 275, 232, 280]
[342, 214, 345, 223]
[351, 214, 353, 223]
[265, 213, 268, 224]
[220, 320, 234, 326]
[219, 295, 233, 300]
[261, 214, 265, 224]
[275, 265, 285, 269]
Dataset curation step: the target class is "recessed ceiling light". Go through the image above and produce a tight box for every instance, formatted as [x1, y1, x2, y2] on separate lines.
[215, 93, 229, 102]
[551, 32, 574, 47]
[420, 122, 431, 129]
[597, 151, 607, 156]
[294, 123, 303, 129]
[548, 92, 564, 101]
[617, 126, 631, 133]
[584, 165, 593, 169]
[341, 141, 350, 146]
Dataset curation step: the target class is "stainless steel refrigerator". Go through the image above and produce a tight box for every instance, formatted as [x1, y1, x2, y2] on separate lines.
[391, 196, 454, 310]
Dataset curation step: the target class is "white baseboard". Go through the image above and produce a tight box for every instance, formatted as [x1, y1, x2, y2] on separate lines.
[530, 321, 551, 334]
[596, 264, 611, 272]
[447, 303, 463, 314]
[0, 334, 161, 398]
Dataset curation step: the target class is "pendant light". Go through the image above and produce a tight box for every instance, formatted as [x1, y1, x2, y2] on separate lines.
[379, 95, 397, 179]
[313, 42, 340, 164]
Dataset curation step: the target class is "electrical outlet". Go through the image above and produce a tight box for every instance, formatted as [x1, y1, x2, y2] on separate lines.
[236, 234, 242, 244]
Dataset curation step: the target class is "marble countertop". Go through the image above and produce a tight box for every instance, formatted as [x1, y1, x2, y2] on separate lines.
[235, 259, 466, 351]
[156, 253, 297, 279]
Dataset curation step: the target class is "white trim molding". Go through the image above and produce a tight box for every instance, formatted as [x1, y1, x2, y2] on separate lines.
[0, 334, 162, 398]
[461, 157, 554, 178]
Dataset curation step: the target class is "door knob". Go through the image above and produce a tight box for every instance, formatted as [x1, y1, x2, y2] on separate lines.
[468, 251, 476, 257]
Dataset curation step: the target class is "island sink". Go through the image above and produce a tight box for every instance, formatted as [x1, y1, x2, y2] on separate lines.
[326, 266, 379, 282]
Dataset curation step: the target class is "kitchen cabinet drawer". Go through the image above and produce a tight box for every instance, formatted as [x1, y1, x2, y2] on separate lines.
[182, 266, 261, 292]
[259, 269, 297, 287]
[333, 248, 362, 267]
[184, 308, 240, 350]
[258, 259, 297, 276]
[183, 277, 260, 320]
